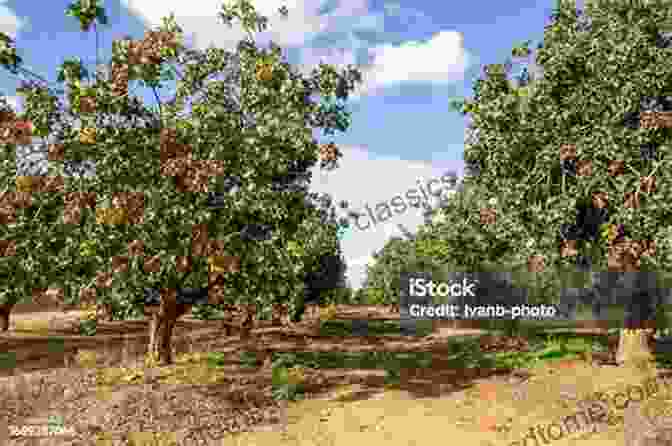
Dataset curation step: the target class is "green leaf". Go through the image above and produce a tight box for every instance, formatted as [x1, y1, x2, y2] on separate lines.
[95, 7, 108, 25]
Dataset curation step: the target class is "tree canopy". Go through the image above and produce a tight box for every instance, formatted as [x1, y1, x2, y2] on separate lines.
[450, 0, 672, 297]
[0, 0, 361, 362]
[360, 0, 672, 334]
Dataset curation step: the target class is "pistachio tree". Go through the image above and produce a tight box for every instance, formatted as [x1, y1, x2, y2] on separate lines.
[0, 0, 362, 365]
[446, 0, 672, 365]
[286, 191, 351, 321]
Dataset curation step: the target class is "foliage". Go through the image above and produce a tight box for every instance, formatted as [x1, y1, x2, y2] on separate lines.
[357, 180, 560, 310]
[272, 363, 308, 401]
[78, 318, 97, 336]
[443, 0, 672, 312]
[356, 236, 435, 305]
[190, 303, 224, 320]
[0, 0, 362, 327]
[357, 0, 672, 343]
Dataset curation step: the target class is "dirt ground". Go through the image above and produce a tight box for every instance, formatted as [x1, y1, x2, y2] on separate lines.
[1, 306, 669, 446]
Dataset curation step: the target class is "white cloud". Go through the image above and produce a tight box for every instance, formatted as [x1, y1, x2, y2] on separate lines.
[121, 1, 468, 101]
[309, 144, 463, 289]
[300, 30, 470, 101]
[298, 45, 360, 77]
[121, 0, 332, 50]
[0, 1, 26, 39]
[354, 31, 469, 97]
[329, 0, 368, 18]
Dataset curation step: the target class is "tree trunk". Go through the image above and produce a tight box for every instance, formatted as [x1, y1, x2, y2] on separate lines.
[0, 303, 12, 331]
[615, 283, 656, 366]
[239, 306, 254, 340]
[146, 290, 191, 366]
[270, 304, 282, 326]
[97, 303, 114, 321]
[271, 304, 289, 327]
[616, 328, 654, 366]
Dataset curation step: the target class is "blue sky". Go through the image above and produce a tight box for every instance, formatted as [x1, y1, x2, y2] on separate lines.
[0, 0, 566, 288]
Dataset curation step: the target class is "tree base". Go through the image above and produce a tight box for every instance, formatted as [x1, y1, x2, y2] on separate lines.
[0, 303, 11, 331]
[616, 328, 656, 369]
[146, 290, 192, 366]
[239, 310, 254, 340]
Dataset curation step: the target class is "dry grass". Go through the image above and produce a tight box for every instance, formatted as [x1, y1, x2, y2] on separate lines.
[9, 311, 85, 334]
[3, 308, 671, 446]
[2, 335, 286, 446]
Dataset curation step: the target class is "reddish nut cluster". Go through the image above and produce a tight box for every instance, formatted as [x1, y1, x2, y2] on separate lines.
[110, 62, 129, 98]
[576, 159, 592, 176]
[65, 191, 97, 209]
[191, 224, 209, 257]
[640, 111, 672, 129]
[640, 175, 656, 194]
[31, 288, 63, 307]
[607, 160, 625, 177]
[96, 271, 114, 289]
[128, 239, 145, 257]
[79, 286, 97, 305]
[592, 192, 608, 209]
[608, 239, 656, 272]
[62, 207, 82, 225]
[111, 255, 130, 273]
[622, 176, 657, 209]
[78, 94, 96, 114]
[207, 239, 226, 257]
[111, 191, 145, 224]
[208, 283, 226, 302]
[0, 191, 33, 224]
[110, 30, 180, 98]
[159, 127, 193, 175]
[13, 121, 33, 145]
[480, 207, 497, 225]
[62, 192, 97, 225]
[48, 143, 65, 161]
[41, 176, 65, 193]
[12, 191, 32, 208]
[527, 255, 545, 272]
[559, 144, 577, 161]
[0, 239, 16, 256]
[172, 157, 225, 193]
[319, 143, 339, 162]
[0, 109, 16, 123]
[624, 191, 641, 209]
[173, 160, 221, 193]
[560, 239, 578, 257]
[175, 256, 192, 274]
[16, 175, 65, 194]
[0, 119, 33, 145]
[143, 255, 161, 273]
[130, 30, 179, 65]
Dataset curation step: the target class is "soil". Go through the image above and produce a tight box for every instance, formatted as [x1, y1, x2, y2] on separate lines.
[1, 306, 670, 446]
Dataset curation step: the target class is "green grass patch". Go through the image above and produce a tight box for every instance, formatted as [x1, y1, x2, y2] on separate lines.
[203, 327, 672, 401]
[319, 319, 434, 337]
[206, 332, 614, 378]
[0, 351, 17, 370]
